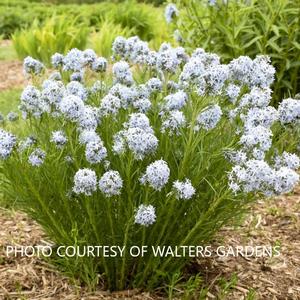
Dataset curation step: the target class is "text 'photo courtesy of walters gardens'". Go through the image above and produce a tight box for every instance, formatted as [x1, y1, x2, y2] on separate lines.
[5, 245, 281, 258]
[0, 0, 299, 299]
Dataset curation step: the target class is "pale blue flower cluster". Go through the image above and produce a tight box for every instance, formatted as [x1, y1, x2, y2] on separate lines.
[23, 56, 44, 75]
[73, 168, 123, 197]
[195, 104, 223, 131]
[112, 113, 158, 160]
[73, 168, 97, 196]
[274, 152, 300, 170]
[278, 98, 300, 124]
[20, 85, 50, 118]
[134, 204, 156, 226]
[99, 94, 121, 117]
[226, 84, 241, 103]
[240, 126, 273, 152]
[228, 159, 299, 196]
[173, 179, 195, 200]
[91, 57, 107, 73]
[50, 131, 68, 148]
[79, 130, 100, 145]
[121, 127, 158, 160]
[0, 129, 17, 159]
[112, 36, 187, 74]
[112, 61, 134, 86]
[146, 78, 162, 92]
[229, 55, 275, 88]
[161, 110, 186, 135]
[59, 95, 85, 121]
[99, 170, 123, 197]
[51, 53, 64, 68]
[140, 160, 170, 191]
[51, 49, 107, 76]
[6, 112, 19, 122]
[18, 136, 36, 153]
[241, 107, 278, 129]
[66, 81, 88, 102]
[28, 148, 46, 167]
[78, 105, 99, 130]
[164, 90, 187, 111]
[85, 140, 107, 164]
[41, 80, 65, 107]
[165, 3, 179, 23]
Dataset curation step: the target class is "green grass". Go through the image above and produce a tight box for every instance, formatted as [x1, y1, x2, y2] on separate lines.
[0, 42, 17, 60]
[0, 88, 21, 113]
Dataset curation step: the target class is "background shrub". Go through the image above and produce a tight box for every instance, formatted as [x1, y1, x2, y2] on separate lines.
[12, 16, 89, 65]
[175, 0, 300, 103]
[90, 20, 134, 57]
[0, 0, 167, 37]
[108, 1, 165, 41]
[0, 8, 28, 38]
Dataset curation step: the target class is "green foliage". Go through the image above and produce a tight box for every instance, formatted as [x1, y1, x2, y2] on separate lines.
[90, 20, 134, 57]
[176, 0, 300, 103]
[12, 16, 89, 65]
[0, 8, 27, 38]
[108, 1, 164, 41]
[0, 0, 166, 39]
[0, 88, 21, 115]
[164, 272, 204, 299]
[216, 274, 238, 299]
[0, 1, 55, 38]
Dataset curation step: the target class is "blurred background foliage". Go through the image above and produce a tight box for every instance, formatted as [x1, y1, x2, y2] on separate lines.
[176, 0, 300, 104]
[1, 0, 170, 65]
[0, 0, 167, 39]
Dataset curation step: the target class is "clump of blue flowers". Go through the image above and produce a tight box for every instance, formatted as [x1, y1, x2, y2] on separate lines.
[1, 36, 299, 292]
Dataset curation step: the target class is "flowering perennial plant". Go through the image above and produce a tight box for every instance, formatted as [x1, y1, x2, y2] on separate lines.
[0, 36, 299, 291]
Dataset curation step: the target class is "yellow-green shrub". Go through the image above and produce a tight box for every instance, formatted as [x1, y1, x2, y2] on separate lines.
[12, 15, 89, 65]
[90, 20, 134, 58]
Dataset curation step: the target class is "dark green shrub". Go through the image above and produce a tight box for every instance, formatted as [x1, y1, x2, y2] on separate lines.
[0, 8, 27, 38]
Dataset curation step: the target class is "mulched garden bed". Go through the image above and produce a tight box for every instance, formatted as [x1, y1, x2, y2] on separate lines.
[1, 186, 299, 299]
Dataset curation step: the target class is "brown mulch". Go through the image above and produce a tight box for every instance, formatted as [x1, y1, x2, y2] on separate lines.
[0, 187, 299, 300]
[204, 186, 300, 299]
[0, 210, 154, 300]
[0, 60, 25, 91]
